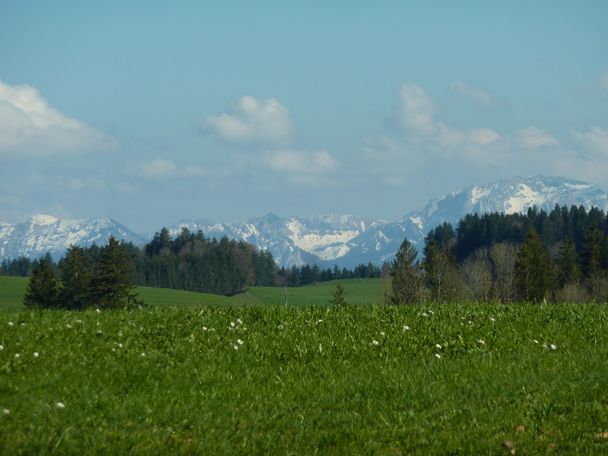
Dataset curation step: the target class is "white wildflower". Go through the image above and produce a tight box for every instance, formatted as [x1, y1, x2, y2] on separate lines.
[8, 321, 14, 327]
[95, 308, 101, 313]
[75, 319, 82, 324]
[96, 330, 103, 335]
[278, 324, 284, 330]
[435, 353, 441, 359]
[236, 339, 243, 345]
[33, 352, 39, 358]
[435, 344, 442, 349]
[237, 318, 243, 325]
[317, 319, 323, 324]
[477, 339, 486, 345]
[20, 323, 26, 327]
[371, 340, 380, 346]
[420, 312, 429, 317]
[0, 345, 4, 351]
[117, 343, 123, 348]
[14, 353, 20, 358]
[140, 352, 146, 357]
[233, 344, 239, 350]
[403, 325, 410, 331]
[533, 339, 539, 344]
[202, 326, 208, 331]
[489, 316, 495, 322]
[2, 408, 9, 415]
[66, 324, 72, 329]
[230, 321, 236, 328]
[380, 331, 386, 337]
[550, 344, 557, 350]
[428, 310, 434, 315]
[56, 402, 65, 409]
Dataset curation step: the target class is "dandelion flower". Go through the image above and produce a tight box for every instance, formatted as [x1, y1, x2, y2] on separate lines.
[56, 402, 65, 409]
[435, 353, 441, 359]
[2, 409, 9, 415]
[371, 340, 380, 346]
[33, 352, 39, 358]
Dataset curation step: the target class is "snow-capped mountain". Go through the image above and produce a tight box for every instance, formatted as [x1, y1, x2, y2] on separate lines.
[337, 175, 608, 267]
[3, 175, 608, 266]
[0, 214, 146, 261]
[169, 214, 387, 267]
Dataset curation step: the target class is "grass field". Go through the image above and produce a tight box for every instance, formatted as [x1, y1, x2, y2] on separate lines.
[0, 276, 385, 311]
[1, 303, 608, 454]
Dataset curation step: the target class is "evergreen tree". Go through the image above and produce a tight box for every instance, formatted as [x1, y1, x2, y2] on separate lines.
[389, 239, 424, 305]
[93, 237, 140, 309]
[59, 245, 94, 309]
[24, 256, 59, 309]
[514, 228, 553, 302]
[557, 239, 581, 287]
[329, 283, 347, 306]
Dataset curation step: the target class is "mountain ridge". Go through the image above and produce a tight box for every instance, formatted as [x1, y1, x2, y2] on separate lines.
[2, 175, 608, 266]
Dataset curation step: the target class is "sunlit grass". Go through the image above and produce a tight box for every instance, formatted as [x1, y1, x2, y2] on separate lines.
[1, 303, 607, 454]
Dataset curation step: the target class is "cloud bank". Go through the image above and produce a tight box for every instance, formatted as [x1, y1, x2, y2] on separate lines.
[205, 96, 295, 145]
[0, 80, 115, 155]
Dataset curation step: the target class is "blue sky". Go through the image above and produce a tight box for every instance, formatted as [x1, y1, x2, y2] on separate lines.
[1, 1, 607, 231]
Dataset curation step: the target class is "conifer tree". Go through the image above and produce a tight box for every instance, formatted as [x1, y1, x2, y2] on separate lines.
[514, 228, 553, 302]
[329, 283, 347, 306]
[93, 237, 140, 309]
[389, 239, 424, 305]
[24, 255, 59, 309]
[59, 245, 94, 309]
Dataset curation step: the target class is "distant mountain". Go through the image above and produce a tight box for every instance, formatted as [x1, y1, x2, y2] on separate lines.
[336, 175, 608, 267]
[0, 214, 145, 261]
[3, 175, 608, 266]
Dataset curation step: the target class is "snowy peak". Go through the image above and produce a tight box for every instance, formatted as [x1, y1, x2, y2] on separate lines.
[3, 175, 608, 267]
[0, 215, 145, 260]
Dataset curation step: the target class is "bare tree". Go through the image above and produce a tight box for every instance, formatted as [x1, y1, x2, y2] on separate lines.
[489, 242, 518, 303]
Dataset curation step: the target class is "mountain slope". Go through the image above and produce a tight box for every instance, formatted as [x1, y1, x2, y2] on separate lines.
[3, 175, 608, 266]
[0, 214, 145, 260]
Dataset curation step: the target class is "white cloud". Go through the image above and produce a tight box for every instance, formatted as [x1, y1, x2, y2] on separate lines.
[599, 72, 608, 91]
[266, 149, 337, 175]
[205, 96, 295, 145]
[399, 83, 438, 134]
[0, 80, 115, 155]
[515, 126, 558, 148]
[449, 81, 493, 106]
[571, 127, 608, 155]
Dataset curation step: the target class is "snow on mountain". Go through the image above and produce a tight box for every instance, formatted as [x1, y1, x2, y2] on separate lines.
[3, 175, 608, 267]
[0, 215, 146, 260]
[339, 175, 608, 267]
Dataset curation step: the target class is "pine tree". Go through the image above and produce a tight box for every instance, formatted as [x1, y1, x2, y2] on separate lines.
[557, 239, 581, 287]
[59, 245, 94, 310]
[93, 237, 140, 309]
[514, 228, 553, 302]
[329, 283, 347, 306]
[389, 239, 424, 305]
[24, 255, 59, 309]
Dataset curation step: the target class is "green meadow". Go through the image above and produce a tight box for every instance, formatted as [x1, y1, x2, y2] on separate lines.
[1, 276, 608, 454]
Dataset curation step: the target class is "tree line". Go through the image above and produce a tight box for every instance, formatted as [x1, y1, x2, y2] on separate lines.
[24, 238, 140, 309]
[388, 205, 608, 304]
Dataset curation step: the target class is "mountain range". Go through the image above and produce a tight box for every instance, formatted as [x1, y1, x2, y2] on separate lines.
[2, 175, 608, 267]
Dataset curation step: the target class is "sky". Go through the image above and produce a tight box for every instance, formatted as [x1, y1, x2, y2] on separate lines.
[1, 1, 607, 232]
